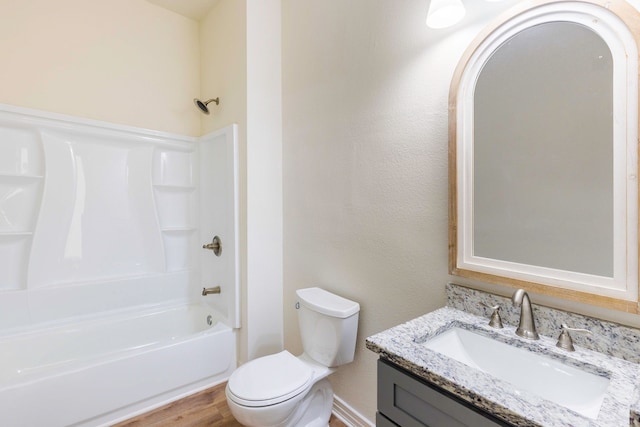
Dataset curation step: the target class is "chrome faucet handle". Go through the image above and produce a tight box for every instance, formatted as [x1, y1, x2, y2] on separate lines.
[556, 324, 591, 352]
[482, 303, 503, 329]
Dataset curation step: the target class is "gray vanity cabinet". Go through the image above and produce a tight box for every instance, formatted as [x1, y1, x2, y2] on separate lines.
[376, 359, 512, 427]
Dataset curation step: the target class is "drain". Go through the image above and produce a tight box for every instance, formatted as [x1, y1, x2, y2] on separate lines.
[206, 315, 213, 326]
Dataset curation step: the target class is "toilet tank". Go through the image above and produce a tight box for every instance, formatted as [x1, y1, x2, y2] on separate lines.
[296, 287, 360, 368]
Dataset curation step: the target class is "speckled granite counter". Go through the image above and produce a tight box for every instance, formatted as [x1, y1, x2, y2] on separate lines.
[366, 305, 640, 426]
[447, 284, 640, 364]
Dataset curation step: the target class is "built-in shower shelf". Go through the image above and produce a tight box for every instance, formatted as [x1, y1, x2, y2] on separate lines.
[0, 232, 33, 236]
[0, 173, 44, 180]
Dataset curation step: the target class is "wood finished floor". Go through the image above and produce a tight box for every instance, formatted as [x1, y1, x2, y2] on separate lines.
[114, 382, 347, 427]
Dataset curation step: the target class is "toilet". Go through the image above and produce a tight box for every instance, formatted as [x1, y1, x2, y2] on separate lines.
[225, 287, 360, 427]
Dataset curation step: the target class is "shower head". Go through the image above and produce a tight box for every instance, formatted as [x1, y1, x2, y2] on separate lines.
[193, 97, 219, 115]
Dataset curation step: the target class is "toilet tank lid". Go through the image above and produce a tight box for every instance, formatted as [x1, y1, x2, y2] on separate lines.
[296, 287, 360, 318]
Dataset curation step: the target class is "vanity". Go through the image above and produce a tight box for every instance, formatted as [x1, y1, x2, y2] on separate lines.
[375, 358, 508, 427]
[366, 284, 640, 427]
[367, 1, 640, 424]
[367, 0, 640, 424]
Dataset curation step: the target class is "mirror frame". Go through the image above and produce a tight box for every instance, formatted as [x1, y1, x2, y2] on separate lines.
[449, 0, 640, 313]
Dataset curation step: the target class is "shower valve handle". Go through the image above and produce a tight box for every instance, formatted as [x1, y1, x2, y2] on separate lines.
[202, 236, 222, 256]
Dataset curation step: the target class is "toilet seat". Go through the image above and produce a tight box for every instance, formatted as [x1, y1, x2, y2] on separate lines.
[227, 351, 314, 407]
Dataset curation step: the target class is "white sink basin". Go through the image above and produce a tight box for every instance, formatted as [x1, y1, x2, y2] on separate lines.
[422, 327, 610, 419]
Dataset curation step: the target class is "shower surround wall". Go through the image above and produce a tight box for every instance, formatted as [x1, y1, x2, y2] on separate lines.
[0, 103, 239, 425]
[0, 103, 238, 329]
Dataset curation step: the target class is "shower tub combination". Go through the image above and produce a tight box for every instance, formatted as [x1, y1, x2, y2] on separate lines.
[0, 105, 240, 426]
[0, 303, 235, 427]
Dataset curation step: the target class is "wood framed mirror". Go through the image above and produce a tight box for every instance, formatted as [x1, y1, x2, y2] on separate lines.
[449, 0, 640, 313]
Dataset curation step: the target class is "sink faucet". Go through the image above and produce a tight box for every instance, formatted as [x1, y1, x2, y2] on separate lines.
[511, 289, 539, 340]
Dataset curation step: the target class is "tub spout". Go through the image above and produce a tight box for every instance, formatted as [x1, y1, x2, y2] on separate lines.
[202, 286, 221, 296]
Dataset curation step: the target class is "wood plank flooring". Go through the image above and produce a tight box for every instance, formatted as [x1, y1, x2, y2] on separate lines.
[114, 382, 348, 427]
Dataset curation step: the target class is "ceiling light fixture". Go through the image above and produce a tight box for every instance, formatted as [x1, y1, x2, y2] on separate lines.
[426, 0, 466, 29]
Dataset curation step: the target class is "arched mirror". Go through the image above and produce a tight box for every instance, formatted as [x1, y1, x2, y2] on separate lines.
[449, 0, 640, 312]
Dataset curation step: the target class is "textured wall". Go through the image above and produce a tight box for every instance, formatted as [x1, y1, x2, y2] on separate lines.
[281, 0, 492, 421]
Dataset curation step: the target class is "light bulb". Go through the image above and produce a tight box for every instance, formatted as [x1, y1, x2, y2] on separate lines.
[426, 0, 466, 29]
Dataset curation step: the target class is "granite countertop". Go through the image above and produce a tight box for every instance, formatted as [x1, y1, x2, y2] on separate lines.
[366, 306, 640, 427]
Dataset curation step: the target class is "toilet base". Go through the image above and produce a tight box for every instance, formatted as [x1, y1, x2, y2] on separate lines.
[227, 378, 334, 427]
[290, 379, 333, 427]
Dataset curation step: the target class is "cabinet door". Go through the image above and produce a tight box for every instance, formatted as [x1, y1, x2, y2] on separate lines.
[377, 359, 510, 427]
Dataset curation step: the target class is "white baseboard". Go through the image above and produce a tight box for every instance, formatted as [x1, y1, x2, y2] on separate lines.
[332, 395, 375, 427]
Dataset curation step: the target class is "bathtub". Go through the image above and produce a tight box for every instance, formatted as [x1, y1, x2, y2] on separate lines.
[0, 303, 236, 427]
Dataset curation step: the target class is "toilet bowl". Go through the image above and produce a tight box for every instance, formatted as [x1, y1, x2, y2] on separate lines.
[225, 288, 360, 427]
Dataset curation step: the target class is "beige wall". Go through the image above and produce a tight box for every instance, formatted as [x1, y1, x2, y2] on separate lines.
[283, 0, 453, 420]
[0, 0, 200, 136]
[281, 0, 524, 421]
[245, 0, 284, 360]
[199, 0, 246, 137]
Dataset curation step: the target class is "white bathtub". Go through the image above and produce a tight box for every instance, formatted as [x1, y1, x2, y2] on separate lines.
[0, 303, 236, 427]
